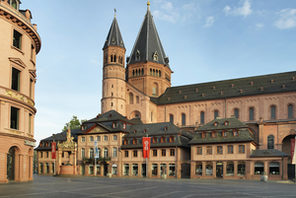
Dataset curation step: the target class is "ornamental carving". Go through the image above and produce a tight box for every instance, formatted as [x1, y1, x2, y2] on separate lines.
[2, 88, 34, 106]
[58, 128, 76, 150]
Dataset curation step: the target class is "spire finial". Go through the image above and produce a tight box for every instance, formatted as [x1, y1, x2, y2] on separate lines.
[147, 0, 150, 10]
[114, 8, 117, 18]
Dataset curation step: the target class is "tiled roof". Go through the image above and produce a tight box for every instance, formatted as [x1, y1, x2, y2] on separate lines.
[83, 110, 130, 124]
[103, 17, 125, 50]
[197, 117, 248, 131]
[151, 71, 296, 105]
[250, 149, 288, 157]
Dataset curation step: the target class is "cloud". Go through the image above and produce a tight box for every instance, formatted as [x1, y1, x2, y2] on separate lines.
[255, 23, 264, 29]
[204, 16, 215, 28]
[224, 0, 252, 17]
[274, 8, 296, 29]
[152, 0, 199, 23]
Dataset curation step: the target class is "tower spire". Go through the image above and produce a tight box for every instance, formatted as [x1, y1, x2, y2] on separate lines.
[147, 0, 150, 11]
[114, 8, 117, 18]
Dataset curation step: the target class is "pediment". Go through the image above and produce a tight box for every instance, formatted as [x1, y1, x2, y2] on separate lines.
[87, 125, 109, 134]
[9, 57, 26, 69]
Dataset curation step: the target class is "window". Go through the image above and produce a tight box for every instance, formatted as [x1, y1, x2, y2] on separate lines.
[98, 148, 101, 158]
[112, 164, 118, 175]
[197, 147, 202, 155]
[214, 110, 219, 119]
[29, 79, 33, 98]
[10, 106, 19, 130]
[237, 162, 245, 175]
[136, 96, 140, 104]
[124, 164, 129, 176]
[269, 162, 280, 175]
[288, 104, 294, 119]
[129, 92, 134, 104]
[11, 0, 18, 9]
[11, 67, 20, 91]
[113, 135, 117, 141]
[239, 145, 245, 153]
[96, 136, 101, 141]
[169, 163, 175, 176]
[40, 152, 43, 158]
[81, 148, 85, 158]
[206, 146, 212, 155]
[133, 150, 138, 157]
[90, 136, 94, 142]
[104, 148, 108, 158]
[152, 83, 158, 96]
[267, 135, 274, 149]
[28, 113, 32, 134]
[181, 113, 186, 126]
[206, 164, 213, 176]
[152, 164, 158, 176]
[249, 107, 254, 121]
[153, 150, 157, 157]
[46, 152, 49, 158]
[195, 163, 202, 176]
[132, 164, 138, 176]
[234, 108, 239, 119]
[170, 149, 175, 156]
[217, 146, 223, 154]
[124, 151, 129, 158]
[81, 137, 85, 142]
[227, 145, 233, 154]
[104, 135, 108, 141]
[161, 149, 166, 157]
[31, 45, 34, 60]
[113, 147, 117, 158]
[270, 105, 276, 120]
[90, 148, 94, 158]
[169, 114, 174, 124]
[13, 30, 22, 49]
[200, 111, 205, 124]
[254, 162, 264, 175]
[226, 162, 234, 176]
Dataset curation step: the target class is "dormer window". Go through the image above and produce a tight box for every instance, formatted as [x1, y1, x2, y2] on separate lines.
[164, 126, 168, 131]
[202, 132, 206, 138]
[153, 51, 158, 61]
[123, 123, 126, 129]
[112, 122, 116, 128]
[211, 131, 216, 138]
[11, 0, 19, 10]
[224, 121, 229, 126]
[132, 138, 137, 144]
[213, 122, 218, 126]
[144, 129, 147, 133]
[233, 130, 238, 136]
[134, 130, 137, 133]
[136, 50, 140, 61]
[222, 131, 227, 137]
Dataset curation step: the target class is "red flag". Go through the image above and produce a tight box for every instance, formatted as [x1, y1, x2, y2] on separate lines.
[51, 142, 56, 159]
[142, 137, 151, 158]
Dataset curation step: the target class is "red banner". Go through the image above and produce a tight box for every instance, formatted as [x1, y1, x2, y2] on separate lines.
[142, 137, 151, 158]
[291, 138, 296, 164]
[51, 142, 56, 159]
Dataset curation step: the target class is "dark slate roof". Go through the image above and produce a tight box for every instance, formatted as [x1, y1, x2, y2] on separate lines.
[197, 117, 248, 131]
[189, 128, 254, 145]
[151, 71, 296, 105]
[83, 110, 130, 124]
[250, 149, 288, 157]
[103, 17, 125, 50]
[127, 8, 169, 67]
[35, 128, 81, 151]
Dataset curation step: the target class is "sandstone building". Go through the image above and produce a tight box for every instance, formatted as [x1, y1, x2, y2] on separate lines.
[36, 2, 296, 180]
[0, 0, 41, 183]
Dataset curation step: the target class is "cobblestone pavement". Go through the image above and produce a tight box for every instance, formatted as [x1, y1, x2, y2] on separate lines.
[0, 175, 295, 198]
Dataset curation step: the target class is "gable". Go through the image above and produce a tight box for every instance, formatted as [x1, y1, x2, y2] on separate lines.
[86, 125, 109, 134]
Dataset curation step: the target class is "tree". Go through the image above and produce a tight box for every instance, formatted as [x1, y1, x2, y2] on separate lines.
[62, 115, 87, 131]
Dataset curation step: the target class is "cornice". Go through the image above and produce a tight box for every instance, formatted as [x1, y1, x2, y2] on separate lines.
[0, 3, 41, 54]
[0, 131, 35, 142]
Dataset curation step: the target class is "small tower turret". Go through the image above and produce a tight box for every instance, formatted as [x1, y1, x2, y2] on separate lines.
[101, 11, 126, 115]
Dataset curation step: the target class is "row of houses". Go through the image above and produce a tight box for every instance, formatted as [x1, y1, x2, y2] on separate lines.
[36, 110, 294, 180]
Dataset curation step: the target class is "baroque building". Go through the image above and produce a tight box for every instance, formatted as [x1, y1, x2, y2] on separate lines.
[0, 0, 41, 183]
[37, 2, 296, 180]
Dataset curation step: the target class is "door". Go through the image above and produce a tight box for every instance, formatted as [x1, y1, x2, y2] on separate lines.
[104, 164, 109, 176]
[216, 163, 223, 178]
[142, 164, 146, 177]
[7, 147, 16, 181]
[288, 164, 295, 180]
[181, 163, 190, 178]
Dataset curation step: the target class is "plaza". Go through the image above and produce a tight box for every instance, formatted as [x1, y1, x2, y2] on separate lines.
[0, 175, 296, 198]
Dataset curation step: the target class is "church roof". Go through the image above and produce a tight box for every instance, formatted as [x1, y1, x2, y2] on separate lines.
[151, 71, 296, 105]
[103, 17, 125, 50]
[83, 110, 130, 124]
[127, 8, 169, 67]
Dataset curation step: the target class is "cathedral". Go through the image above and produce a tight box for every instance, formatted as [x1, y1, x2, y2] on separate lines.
[36, 2, 296, 180]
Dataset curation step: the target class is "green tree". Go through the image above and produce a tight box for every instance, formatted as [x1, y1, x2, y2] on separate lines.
[62, 115, 86, 131]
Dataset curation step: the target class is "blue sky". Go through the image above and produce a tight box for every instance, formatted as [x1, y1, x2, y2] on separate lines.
[20, 0, 296, 144]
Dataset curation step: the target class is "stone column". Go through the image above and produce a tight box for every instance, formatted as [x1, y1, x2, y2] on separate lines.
[157, 163, 161, 178]
[234, 161, 238, 177]
[176, 161, 181, 179]
[223, 161, 227, 178]
[212, 161, 216, 178]
[264, 161, 269, 175]
[202, 161, 206, 177]
[190, 161, 195, 178]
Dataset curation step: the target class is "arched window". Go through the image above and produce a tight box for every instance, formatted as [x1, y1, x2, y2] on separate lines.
[90, 148, 94, 158]
[136, 96, 140, 104]
[11, 0, 18, 9]
[254, 161, 264, 175]
[136, 50, 140, 60]
[135, 70, 138, 76]
[152, 83, 158, 96]
[141, 68, 144, 76]
[153, 69, 155, 76]
[110, 55, 114, 62]
[288, 104, 294, 119]
[181, 113, 186, 126]
[129, 92, 134, 104]
[114, 55, 117, 62]
[159, 70, 161, 77]
[270, 105, 276, 120]
[150, 68, 152, 75]
[269, 162, 280, 175]
[169, 114, 174, 123]
[214, 110, 219, 119]
[104, 148, 108, 158]
[249, 107, 254, 121]
[200, 111, 205, 124]
[267, 135, 274, 149]
[234, 108, 239, 119]
[132, 70, 135, 77]
[156, 70, 159, 77]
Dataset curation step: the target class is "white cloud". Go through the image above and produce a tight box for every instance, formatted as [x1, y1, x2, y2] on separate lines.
[204, 16, 215, 28]
[224, 0, 252, 17]
[256, 23, 264, 28]
[274, 8, 296, 29]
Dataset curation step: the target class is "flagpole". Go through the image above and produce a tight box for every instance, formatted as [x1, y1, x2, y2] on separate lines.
[146, 134, 148, 178]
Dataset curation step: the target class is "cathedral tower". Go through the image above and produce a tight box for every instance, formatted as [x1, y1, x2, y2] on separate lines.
[101, 13, 126, 115]
[126, 2, 172, 97]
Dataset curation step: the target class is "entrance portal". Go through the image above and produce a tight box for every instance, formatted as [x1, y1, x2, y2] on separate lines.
[142, 164, 146, 177]
[104, 164, 109, 176]
[216, 162, 223, 178]
[7, 147, 17, 181]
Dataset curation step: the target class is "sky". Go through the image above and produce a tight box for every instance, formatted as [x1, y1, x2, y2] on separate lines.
[19, 0, 296, 145]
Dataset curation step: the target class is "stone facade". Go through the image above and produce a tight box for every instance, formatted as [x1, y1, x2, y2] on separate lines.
[0, 0, 41, 183]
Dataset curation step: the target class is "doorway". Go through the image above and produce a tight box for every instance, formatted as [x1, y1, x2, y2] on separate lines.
[142, 164, 146, 177]
[104, 164, 109, 176]
[216, 162, 223, 178]
[7, 147, 16, 181]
